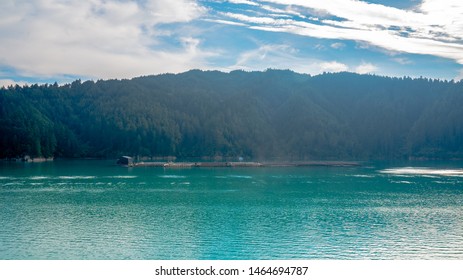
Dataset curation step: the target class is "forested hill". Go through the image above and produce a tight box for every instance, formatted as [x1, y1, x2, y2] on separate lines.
[1, 70, 463, 160]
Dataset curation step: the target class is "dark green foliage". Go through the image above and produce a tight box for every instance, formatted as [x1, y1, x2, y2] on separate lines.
[1, 70, 462, 160]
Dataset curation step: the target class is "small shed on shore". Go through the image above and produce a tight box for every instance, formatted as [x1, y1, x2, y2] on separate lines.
[117, 156, 133, 166]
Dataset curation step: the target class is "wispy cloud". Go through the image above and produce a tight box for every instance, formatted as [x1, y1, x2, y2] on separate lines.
[217, 0, 463, 64]
[330, 42, 345, 50]
[392, 57, 413, 65]
[0, 0, 211, 81]
[227, 0, 260, 6]
[203, 18, 248, 26]
[0, 79, 28, 88]
[226, 43, 351, 75]
[319, 61, 348, 73]
[355, 62, 378, 74]
[231, 44, 299, 70]
[455, 69, 463, 81]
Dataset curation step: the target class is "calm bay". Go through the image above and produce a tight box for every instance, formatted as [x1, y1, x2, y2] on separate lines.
[1, 160, 462, 259]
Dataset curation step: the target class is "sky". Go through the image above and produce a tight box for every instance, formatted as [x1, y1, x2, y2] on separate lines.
[1, 0, 463, 87]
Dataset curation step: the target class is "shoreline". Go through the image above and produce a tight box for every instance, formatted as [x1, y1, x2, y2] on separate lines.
[129, 160, 361, 168]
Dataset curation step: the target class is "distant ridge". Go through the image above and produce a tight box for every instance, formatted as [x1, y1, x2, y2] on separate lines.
[1, 70, 462, 160]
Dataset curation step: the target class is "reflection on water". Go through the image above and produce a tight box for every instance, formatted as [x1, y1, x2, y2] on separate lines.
[1, 161, 463, 259]
[380, 167, 463, 176]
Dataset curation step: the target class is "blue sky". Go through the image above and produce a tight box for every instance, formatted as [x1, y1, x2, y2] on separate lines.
[1, 0, 463, 87]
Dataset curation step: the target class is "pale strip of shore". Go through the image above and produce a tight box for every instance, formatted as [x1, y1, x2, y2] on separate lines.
[130, 161, 360, 168]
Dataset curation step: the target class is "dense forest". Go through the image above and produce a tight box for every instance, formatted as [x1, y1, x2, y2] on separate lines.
[1, 70, 463, 160]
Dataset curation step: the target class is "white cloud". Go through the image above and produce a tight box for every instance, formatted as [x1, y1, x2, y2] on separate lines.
[146, 0, 205, 24]
[260, 4, 307, 19]
[314, 44, 326, 50]
[355, 62, 378, 74]
[227, 0, 260, 6]
[263, 0, 422, 24]
[419, 0, 463, 41]
[0, 79, 28, 88]
[330, 42, 345, 49]
[319, 61, 348, 73]
[392, 57, 413, 65]
[220, 0, 463, 65]
[0, 0, 210, 80]
[232, 44, 299, 70]
[221, 12, 281, 25]
[204, 19, 248, 27]
[455, 69, 463, 82]
[2, 0, 461, 82]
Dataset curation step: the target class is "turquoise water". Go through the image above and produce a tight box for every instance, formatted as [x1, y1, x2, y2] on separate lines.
[1, 160, 462, 259]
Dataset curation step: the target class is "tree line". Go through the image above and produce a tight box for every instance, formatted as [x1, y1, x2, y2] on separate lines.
[1, 69, 462, 160]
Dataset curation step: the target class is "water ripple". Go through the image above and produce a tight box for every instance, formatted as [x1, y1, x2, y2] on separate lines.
[1, 164, 463, 259]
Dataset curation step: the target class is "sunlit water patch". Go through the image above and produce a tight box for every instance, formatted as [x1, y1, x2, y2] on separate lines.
[227, 175, 253, 179]
[29, 176, 49, 180]
[105, 175, 137, 179]
[57, 176, 96, 179]
[390, 180, 414, 184]
[350, 174, 375, 178]
[159, 175, 187, 179]
[380, 167, 463, 177]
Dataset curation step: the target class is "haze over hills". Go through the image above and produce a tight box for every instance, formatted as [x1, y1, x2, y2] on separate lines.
[1, 69, 462, 160]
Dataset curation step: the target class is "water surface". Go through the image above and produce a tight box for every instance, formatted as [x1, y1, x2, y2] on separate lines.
[1, 160, 462, 259]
